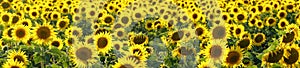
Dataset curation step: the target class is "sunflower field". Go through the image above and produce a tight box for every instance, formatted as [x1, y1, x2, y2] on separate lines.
[1, 0, 300, 68]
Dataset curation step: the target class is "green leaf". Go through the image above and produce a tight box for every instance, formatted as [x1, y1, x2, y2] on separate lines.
[33, 55, 44, 64]
[51, 64, 61, 68]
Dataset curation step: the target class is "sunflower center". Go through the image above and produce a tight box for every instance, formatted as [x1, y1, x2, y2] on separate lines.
[226, 51, 241, 64]
[283, 48, 299, 64]
[237, 14, 244, 20]
[279, 12, 285, 18]
[67, 38, 74, 45]
[195, 28, 204, 36]
[238, 39, 250, 48]
[12, 16, 19, 24]
[209, 45, 223, 59]
[104, 16, 113, 24]
[37, 26, 51, 39]
[119, 64, 134, 68]
[51, 41, 60, 47]
[32, 12, 37, 17]
[135, 13, 141, 19]
[192, 14, 198, 19]
[97, 37, 108, 48]
[72, 30, 80, 36]
[22, 21, 29, 26]
[114, 44, 120, 50]
[11, 66, 20, 68]
[235, 28, 241, 35]
[59, 21, 67, 28]
[1, 2, 10, 9]
[266, 49, 283, 63]
[280, 22, 286, 27]
[76, 47, 92, 61]
[250, 19, 256, 24]
[8, 28, 13, 37]
[287, 5, 293, 9]
[13, 55, 25, 63]
[178, 47, 188, 55]
[146, 22, 153, 28]
[212, 26, 226, 39]
[251, 8, 256, 13]
[117, 31, 124, 37]
[16, 28, 26, 38]
[133, 35, 146, 45]
[258, 6, 263, 12]
[222, 15, 228, 20]
[87, 38, 94, 44]
[2, 14, 9, 22]
[268, 19, 275, 24]
[242, 58, 251, 65]
[171, 31, 184, 41]
[282, 32, 295, 43]
[254, 34, 263, 43]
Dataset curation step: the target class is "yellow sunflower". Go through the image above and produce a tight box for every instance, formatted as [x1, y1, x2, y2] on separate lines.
[223, 47, 243, 68]
[262, 48, 284, 67]
[64, 36, 78, 47]
[278, 18, 289, 29]
[101, 14, 115, 25]
[65, 26, 83, 37]
[236, 37, 253, 50]
[93, 32, 112, 55]
[210, 25, 229, 40]
[7, 50, 28, 65]
[113, 28, 127, 40]
[202, 39, 227, 63]
[113, 57, 146, 68]
[17, 19, 32, 27]
[193, 24, 208, 40]
[129, 45, 148, 57]
[253, 33, 266, 46]
[280, 44, 300, 67]
[11, 25, 30, 43]
[56, 18, 70, 30]
[265, 17, 277, 26]
[69, 42, 98, 68]
[48, 37, 63, 50]
[123, 51, 148, 64]
[233, 25, 245, 38]
[2, 27, 14, 40]
[32, 23, 56, 45]
[2, 59, 26, 68]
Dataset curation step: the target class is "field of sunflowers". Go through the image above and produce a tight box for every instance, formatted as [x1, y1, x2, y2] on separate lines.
[1, 0, 300, 68]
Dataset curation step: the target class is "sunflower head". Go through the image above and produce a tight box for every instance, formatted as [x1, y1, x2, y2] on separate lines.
[7, 50, 28, 65]
[48, 38, 63, 50]
[70, 42, 98, 68]
[33, 23, 56, 45]
[130, 33, 149, 46]
[280, 44, 300, 67]
[210, 25, 228, 40]
[93, 32, 112, 55]
[262, 48, 284, 67]
[113, 56, 147, 68]
[224, 47, 243, 68]
[2, 59, 26, 68]
[12, 25, 30, 43]
[253, 33, 266, 46]
[202, 39, 226, 63]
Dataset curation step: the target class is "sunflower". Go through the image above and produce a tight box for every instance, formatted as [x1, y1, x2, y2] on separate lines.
[264, 4, 273, 13]
[131, 8, 146, 22]
[236, 37, 252, 50]
[223, 47, 243, 68]
[221, 12, 231, 23]
[234, 12, 247, 23]
[50, 11, 61, 20]
[262, 48, 284, 67]
[239, 32, 251, 39]
[193, 24, 208, 40]
[241, 57, 252, 67]
[2, 27, 14, 40]
[72, 14, 82, 23]
[265, 17, 277, 26]
[65, 26, 83, 37]
[2, 59, 26, 68]
[18, 19, 31, 27]
[113, 41, 123, 51]
[112, 23, 123, 30]
[123, 51, 148, 64]
[11, 15, 20, 25]
[172, 46, 194, 57]
[118, 14, 132, 27]
[253, 33, 266, 46]
[11, 25, 30, 43]
[202, 39, 226, 63]
[277, 10, 287, 19]
[255, 20, 264, 29]
[113, 57, 146, 68]
[233, 25, 245, 38]
[248, 17, 257, 27]
[167, 30, 185, 44]
[280, 44, 300, 67]
[249, 6, 258, 15]
[129, 33, 149, 46]
[64, 36, 78, 47]
[29, 9, 40, 19]
[101, 14, 115, 25]
[280, 30, 296, 45]
[1, 1, 11, 10]
[210, 25, 228, 40]
[285, 3, 295, 12]
[144, 20, 154, 31]
[84, 35, 94, 45]
[69, 42, 98, 68]
[48, 37, 63, 50]
[7, 50, 28, 65]
[56, 18, 70, 30]
[113, 28, 127, 40]
[278, 18, 289, 29]
[188, 11, 202, 23]
[32, 23, 55, 45]
[93, 32, 112, 55]
[166, 18, 177, 30]
[0, 12, 12, 25]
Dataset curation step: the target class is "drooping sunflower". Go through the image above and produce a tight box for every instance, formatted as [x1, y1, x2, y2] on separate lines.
[93, 32, 112, 55]
[223, 47, 243, 68]
[11, 25, 30, 43]
[202, 39, 227, 63]
[48, 37, 63, 50]
[32, 23, 56, 45]
[129, 33, 149, 46]
[129, 45, 147, 57]
[2, 59, 26, 68]
[262, 48, 284, 67]
[113, 57, 146, 68]
[280, 30, 296, 45]
[253, 33, 266, 46]
[69, 42, 98, 68]
[280, 44, 300, 67]
[7, 50, 28, 65]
